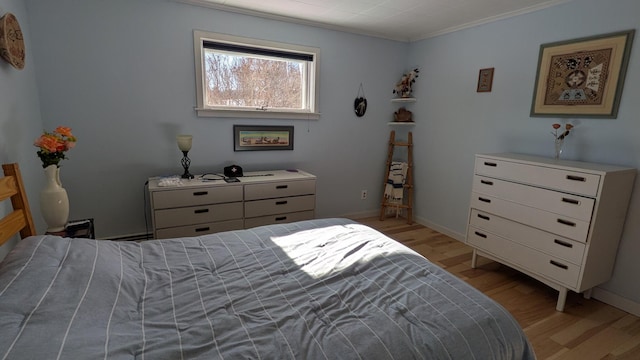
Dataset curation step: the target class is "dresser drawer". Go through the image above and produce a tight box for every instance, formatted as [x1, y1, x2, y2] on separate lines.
[155, 219, 244, 239]
[475, 157, 600, 197]
[471, 192, 590, 242]
[469, 209, 585, 265]
[245, 195, 315, 218]
[467, 226, 580, 289]
[154, 202, 243, 229]
[153, 185, 243, 209]
[472, 175, 595, 221]
[244, 179, 316, 200]
[244, 210, 314, 229]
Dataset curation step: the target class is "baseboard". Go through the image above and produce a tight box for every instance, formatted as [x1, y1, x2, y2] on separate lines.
[103, 232, 153, 241]
[591, 288, 640, 317]
[413, 215, 466, 242]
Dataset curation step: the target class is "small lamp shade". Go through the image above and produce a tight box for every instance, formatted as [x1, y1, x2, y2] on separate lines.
[176, 135, 193, 152]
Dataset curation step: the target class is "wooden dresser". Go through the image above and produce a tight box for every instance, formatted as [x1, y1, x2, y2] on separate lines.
[466, 153, 635, 311]
[148, 170, 316, 239]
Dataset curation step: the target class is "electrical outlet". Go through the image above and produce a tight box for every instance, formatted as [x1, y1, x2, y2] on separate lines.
[361, 190, 368, 200]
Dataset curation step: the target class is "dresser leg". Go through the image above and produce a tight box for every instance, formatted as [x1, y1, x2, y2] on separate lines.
[556, 288, 568, 312]
[583, 288, 593, 299]
[471, 249, 478, 268]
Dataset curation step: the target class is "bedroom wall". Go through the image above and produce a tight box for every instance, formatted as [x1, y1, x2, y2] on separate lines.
[0, 0, 45, 259]
[23, 0, 407, 238]
[407, 0, 640, 313]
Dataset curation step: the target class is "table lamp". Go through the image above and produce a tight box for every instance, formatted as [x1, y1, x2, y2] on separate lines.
[176, 135, 194, 179]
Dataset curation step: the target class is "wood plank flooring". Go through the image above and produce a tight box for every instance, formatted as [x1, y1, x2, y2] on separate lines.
[355, 216, 640, 360]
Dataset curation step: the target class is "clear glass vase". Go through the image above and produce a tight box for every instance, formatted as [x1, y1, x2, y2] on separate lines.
[554, 138, 564, 160]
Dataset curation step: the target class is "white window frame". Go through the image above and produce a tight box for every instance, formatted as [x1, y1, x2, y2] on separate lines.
[193, 30, 320, 119]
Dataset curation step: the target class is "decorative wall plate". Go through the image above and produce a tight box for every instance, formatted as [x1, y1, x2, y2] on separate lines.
[0, 13, 25, 70]
[354, 97, 367, 117]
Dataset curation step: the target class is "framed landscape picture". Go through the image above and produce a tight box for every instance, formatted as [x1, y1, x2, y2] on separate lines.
[234, 125, 294, 151]
[530, 30, 634, 118]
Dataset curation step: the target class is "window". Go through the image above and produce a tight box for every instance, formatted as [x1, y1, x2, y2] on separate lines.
[194, 30, 320, 119]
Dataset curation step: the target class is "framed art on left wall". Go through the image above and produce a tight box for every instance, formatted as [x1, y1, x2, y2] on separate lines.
[234, 125, 294, 151]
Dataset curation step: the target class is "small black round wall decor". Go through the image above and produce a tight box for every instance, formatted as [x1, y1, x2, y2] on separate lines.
[354, 97, 367, 117]
[354, 83, 367, 117]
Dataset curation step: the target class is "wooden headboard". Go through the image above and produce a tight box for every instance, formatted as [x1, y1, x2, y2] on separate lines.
[0, 163, 36, 245]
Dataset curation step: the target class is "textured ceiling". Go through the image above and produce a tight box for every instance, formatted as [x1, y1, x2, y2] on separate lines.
[180, 0, 572, 41]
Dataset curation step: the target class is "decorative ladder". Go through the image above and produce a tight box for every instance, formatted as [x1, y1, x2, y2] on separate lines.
[379, 130, 413, 224]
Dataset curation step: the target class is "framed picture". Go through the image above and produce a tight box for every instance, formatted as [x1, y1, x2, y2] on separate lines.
[531, 30, 635, 118]
[477, 68, 494, 92]
[234, 125, 294, 151]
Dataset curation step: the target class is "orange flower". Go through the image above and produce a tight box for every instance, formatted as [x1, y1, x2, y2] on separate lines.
[552, 124, 561, 129]
[54, 126, 73, 137]
[565, 124, 574, 130]
[34, 126, 77, 168]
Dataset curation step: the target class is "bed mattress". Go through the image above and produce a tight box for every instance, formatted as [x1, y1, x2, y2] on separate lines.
[0, 218, 534, 359]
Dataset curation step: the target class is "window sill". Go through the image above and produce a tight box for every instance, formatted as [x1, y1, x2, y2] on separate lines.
[196, 108, 321, 120]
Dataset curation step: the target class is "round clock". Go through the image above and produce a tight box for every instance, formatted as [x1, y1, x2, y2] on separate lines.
[0, 12, 25, 70]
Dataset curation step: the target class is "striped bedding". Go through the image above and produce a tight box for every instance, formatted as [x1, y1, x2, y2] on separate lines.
[0, 218, 535, 359]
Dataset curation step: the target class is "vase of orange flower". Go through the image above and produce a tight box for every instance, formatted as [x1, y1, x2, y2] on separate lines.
[34, 126, 76, 232]
[551, 123, 573, 160]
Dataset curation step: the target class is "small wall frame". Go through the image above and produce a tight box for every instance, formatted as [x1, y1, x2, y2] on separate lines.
[477, 68, 494, 92]
[233, 125, 294, 151]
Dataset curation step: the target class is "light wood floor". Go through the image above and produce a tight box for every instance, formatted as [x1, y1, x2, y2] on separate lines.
[356, 216, 640, 360]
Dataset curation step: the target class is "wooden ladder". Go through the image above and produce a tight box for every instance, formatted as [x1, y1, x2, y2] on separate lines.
[379, 130, 413, 224]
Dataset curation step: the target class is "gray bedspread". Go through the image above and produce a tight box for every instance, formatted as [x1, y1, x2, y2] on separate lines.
[0, 218, 535, 359]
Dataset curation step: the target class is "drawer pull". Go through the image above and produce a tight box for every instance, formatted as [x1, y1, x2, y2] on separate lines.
[557, 218, 576, 227]
[483, 162, 497, 167]
[276, 185, 289, 189]
[478, 197, 491, 203]
[276, 200, 288, 205]
[480, 180, 494, 186]
[554, 239, 573, 248]
[474, 231, 487, 238]
[550, 260, 569, 270]
[275, 216, 287, 221]
[193, 191, 208, 196]
[566, 175, 586, 182]
[477, 214, 491, 221]
[561, 197, 580, 205]
[194, 209, 209, 214]
[195, 227, 210, 232]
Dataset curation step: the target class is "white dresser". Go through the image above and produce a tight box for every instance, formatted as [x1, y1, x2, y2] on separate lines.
[466, 153, 635, 311]
[148, 170, 316, 239]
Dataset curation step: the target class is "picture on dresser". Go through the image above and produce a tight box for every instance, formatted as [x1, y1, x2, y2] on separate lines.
[530, 29, 634, 118]
[234, 125, 294, 151]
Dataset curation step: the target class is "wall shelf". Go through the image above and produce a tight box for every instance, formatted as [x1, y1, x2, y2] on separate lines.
[387, 122, 415, 126]
[391, 97, 416, 103]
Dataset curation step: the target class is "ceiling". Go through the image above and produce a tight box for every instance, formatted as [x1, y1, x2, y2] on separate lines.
[179, 0, 572, 42]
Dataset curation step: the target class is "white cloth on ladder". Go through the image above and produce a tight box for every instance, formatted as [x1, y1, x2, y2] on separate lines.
[384, 161, 407, 202]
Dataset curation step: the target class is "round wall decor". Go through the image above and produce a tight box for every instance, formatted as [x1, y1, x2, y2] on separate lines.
[0, 12, 25, 70]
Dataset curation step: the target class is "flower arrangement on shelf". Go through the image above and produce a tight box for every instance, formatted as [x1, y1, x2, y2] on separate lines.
[393, 68, 419, 98]
[34, 126, 77, 168]
[551, 123, 573, 159]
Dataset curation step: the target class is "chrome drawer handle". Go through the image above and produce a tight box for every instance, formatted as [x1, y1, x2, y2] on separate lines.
[275, 216, 287, 221]
[194, 209, 209, 214]
[474, 231, 487, 238]
[480, 180, 494, 186]
[276, 185, 289, 189]
[557, 218, 576, 227]
[478, 197, 491, 203]
[566, 175, 586, 182]
[195, 227, 210, 232]
[483, 162, 497, 167]
[477, 214, 490, 221]
[554, 239, 573, 248]
[276, 200, 288, 205]
[550, 260, 569, 270]
[561, 197, 580, 205]
[193, 191, 208, 196]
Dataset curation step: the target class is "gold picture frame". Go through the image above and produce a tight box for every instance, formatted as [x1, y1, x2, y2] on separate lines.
[233, 125, 294, 151]
[477, 68, 494, 92]
[530, 30, 634, 118]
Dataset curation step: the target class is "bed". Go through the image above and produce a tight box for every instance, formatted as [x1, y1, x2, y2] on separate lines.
[0, 163, 535, 359]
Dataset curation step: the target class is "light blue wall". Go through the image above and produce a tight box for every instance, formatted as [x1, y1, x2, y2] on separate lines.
[408, 0, 640, 305]
[24, 0, 408, 238]
[0, 0, 44, 258]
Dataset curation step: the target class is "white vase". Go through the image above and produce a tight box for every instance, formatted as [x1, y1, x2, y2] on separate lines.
[40, 165, 69, 232]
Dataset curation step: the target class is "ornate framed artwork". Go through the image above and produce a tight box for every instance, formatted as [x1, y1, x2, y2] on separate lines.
[531, 30, 635, 118]
[477, 68, 494, 92]
[233, 125, 294, 151]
